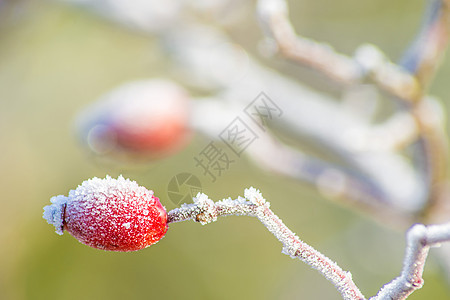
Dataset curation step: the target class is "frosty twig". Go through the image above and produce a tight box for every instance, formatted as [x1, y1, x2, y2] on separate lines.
[256, 0, 421, 101]
[168, 188, 366, 300]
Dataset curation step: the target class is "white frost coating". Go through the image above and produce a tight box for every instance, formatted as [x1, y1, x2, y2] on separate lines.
[245, 187, 304, 257]
[246, 188, 300, 258]
[43, 175, 156, 235]
[43, 195, 67, 235]
[245, 187, 299, 257]
[193, 193, 217, 225]
[67, 175, 153, 204]
[244, 187, 269, 207]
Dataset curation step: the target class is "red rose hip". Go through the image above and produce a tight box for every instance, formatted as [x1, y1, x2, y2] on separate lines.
[76, 79, 192, 159]
[43, 175, 168, 251]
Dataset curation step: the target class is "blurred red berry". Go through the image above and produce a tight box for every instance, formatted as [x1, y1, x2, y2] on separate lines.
[43, 176, 168, 252]
[76, 79, 191, 159]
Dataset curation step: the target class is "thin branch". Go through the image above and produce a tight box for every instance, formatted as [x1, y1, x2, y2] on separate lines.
[412, 97, 449, 221]
[168, 188, 366, 300]
[400, 0, 450, 88]
[191, 96, 426, 217]
[256, 0, 421, 102]
[244, 134, 416, 228]
[258, 0, 361, 84]
[399, 1, 450, 221]
[370, 222, 450, 300]
[359, 112, 418, 152]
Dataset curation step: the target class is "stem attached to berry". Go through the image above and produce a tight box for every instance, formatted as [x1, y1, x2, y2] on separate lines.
[167, 188, 365, 300]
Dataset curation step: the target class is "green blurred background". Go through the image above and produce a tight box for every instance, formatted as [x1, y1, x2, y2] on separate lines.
[1, 0, 450, 299]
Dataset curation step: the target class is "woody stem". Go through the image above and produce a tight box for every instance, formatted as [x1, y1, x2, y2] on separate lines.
[167, 189, 366, 300]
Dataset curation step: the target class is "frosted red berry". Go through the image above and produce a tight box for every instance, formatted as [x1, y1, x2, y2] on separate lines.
[76, 79, 191, 159]
[43, 176, 168, 252]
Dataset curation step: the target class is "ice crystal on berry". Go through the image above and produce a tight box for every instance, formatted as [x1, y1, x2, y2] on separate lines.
[43, 195, 67, 235]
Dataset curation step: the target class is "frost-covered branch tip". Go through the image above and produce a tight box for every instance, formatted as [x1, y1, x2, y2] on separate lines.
[168, 188, 365, 300]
